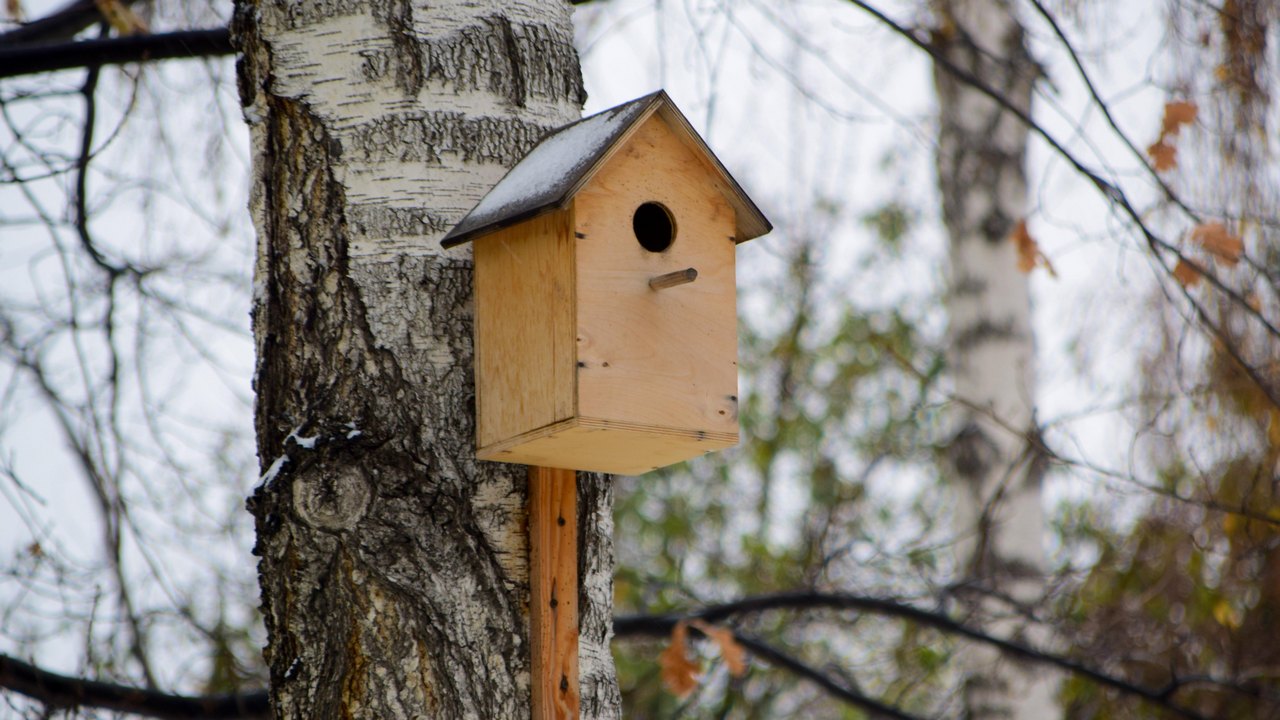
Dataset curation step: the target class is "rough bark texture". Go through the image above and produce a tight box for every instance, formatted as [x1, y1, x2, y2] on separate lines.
[231, 1, 621, 717]
[932, 0, 1058, 717]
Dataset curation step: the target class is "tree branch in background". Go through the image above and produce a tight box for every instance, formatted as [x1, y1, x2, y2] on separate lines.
[732, 634, 922, 720]
[6, 584, 1250, 720]
[0, 0, 598, 78]
[0, 29, 233, 79]
[0, 654, 268, 720]
[0, 0, 110, 46]
[842, 0, 1280, 413]
[614, 591, 1270, 720]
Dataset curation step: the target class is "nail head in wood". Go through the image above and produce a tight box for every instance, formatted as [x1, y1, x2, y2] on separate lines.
[649, 267, 698, 290]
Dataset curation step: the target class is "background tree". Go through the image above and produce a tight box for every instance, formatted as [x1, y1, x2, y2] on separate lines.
[931, 0, 1056, 716]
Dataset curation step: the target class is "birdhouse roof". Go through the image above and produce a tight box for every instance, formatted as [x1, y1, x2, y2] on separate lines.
[440, 90, 772, 248]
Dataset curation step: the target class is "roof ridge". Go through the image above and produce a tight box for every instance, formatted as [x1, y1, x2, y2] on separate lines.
[440, 90, 769, 248]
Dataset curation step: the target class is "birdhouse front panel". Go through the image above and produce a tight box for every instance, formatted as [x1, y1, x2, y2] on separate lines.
[573, 115, 739, 441]
[451, 91, 772, 476]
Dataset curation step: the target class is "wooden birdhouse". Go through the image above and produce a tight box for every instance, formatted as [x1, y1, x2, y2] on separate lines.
[442, 91, 771, 475]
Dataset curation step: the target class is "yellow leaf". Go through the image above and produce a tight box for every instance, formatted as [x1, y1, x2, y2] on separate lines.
[1213, 599, 1242, 629]
[1191, 222, 1244, 266]
[1172, 259, 1202, 287]
[1009, 220, 1057, 277]
[1160, 100, 1198, 137]
[659, 622, 701, 699]
[1148, 140, 1178, 172]
[1223, 513, 1240, 536]
[690, 620, 747, 677]
[93, 0, 148, 35]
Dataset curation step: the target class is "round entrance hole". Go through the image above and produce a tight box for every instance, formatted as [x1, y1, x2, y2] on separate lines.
[633, 202, 675, 252]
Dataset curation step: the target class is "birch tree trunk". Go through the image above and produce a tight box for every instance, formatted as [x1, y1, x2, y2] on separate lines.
[232, 1, 620, 717]
[931, 1, 1058, 717]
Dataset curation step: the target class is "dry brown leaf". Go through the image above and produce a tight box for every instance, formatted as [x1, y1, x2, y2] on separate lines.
[1011, 220, 1036, 273]
[5, 0, 21, 21]
[93, 0, 148, 35]
[1160, 100, 1199, 137]
[1191, 222, 1244, 266]
[1172, 258, 1202, 287]
[659, 621, 701, 698]
[1148, 140, 1178, 172]
[690, 620, 747, 677]
[1009, 219, 1057, 277]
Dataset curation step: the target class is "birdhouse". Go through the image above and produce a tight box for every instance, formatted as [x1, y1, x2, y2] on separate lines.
[442, 91, 771, 475]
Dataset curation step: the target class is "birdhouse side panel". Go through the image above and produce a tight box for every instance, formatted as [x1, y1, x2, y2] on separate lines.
[573, 116, 739, 440]
[473, 209, 577, 450]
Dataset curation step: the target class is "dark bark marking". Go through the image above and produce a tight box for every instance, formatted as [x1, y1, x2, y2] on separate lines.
[373, 0, 425, 96]
[347, 110, 550, 166]
[418, 16, 585, 107]
[495, 16, 527, 108]
[273, 0, 364, 29]
[951, 274, 987, 298]
[346, 204, 451, 237]
[946, 421, 998, 482]
[952, 318, 1020, 352]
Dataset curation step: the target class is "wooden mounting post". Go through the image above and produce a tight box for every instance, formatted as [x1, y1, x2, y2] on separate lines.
[529, 466, 580, 720]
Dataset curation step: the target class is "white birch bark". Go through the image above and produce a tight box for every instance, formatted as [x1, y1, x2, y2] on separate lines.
[232, 0, 620, 716]
[932, 0, 1058, 717]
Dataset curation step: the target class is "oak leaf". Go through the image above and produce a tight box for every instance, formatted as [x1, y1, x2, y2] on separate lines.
[1009, 220, 1057, 277]
[690, 620, 747, 677]
[1191, 222, 1243, 265]
[1172, 259, 1202, 287]
[659, 622, 701, 698]
[1148, 100, 1196, 171]
[1160, 101, 1199, 136]
[1148, 140, 1178, 172]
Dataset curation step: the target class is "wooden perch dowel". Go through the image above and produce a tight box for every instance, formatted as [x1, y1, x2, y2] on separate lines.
[529, 466, 580, 720]
[649, 267, 698, 290]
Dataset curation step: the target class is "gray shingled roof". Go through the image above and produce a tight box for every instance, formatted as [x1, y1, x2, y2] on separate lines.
[440, 90, 771, 248]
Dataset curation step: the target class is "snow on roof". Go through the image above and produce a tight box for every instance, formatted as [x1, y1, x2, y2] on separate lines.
[440, 90, 771, 248]
[440, 92, 660, 247]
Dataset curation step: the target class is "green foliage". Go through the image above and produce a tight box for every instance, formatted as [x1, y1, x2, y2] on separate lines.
[614, 200, 954, 714]
[1056, 336, 1280, 718]
[860, 201, 916, 255]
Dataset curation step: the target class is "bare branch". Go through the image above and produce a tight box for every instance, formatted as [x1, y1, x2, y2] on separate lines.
[842, 0, 1280, 409]
[0, 653, 268, 720]
[0, 0, 107, 46]
[0, 29, 233, 79]
[731, 633, 923, 720]
[614, 591, 1263, 720]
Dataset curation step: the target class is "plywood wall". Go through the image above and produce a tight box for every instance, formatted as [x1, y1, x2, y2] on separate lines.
[473, 208, 576, 449]
[573, 115, 740, 439]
